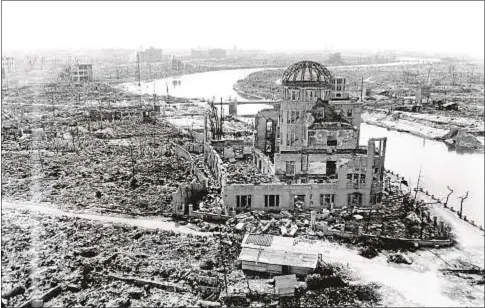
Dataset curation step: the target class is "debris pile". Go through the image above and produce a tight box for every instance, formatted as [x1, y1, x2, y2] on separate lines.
[225, 159, 278, 185]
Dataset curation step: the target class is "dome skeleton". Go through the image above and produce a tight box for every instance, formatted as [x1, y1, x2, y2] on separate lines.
[282, 61, 333, 86]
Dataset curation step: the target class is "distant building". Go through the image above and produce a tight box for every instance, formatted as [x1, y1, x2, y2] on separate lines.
[138, 47, 163, 63]
[190, 48, 227, 59]
[416, 86, 431, 104]
[331, 76, 349, 99]
[171, 56, 184, 71]
[227, 49, 265, 57]
[2, 57, 15, 73]
[208, 48, 227, 59]
[1, 68, 7, 91]
[190, 49, 206, 59]
[71, 64, 93, 83]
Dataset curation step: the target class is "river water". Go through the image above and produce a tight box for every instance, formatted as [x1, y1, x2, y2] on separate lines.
[360, 124, 484, 226]
[123, 67, 484, 226]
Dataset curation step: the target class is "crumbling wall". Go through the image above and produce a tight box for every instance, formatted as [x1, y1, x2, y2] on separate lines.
[254, 109, 279, 153]
[274, 152, 363, 176]
[171, 143, 208, 214]
[172, 179, 206, 215]
[183, 142, 204, 154]
[254, 148, 275, 174]
[204, 142, 226, 187]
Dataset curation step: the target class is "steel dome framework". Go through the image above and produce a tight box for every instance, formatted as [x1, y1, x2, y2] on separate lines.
[282, 61, 332, 87]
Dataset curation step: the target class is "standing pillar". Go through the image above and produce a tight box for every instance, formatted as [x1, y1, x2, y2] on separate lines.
[229, 100, 238, 116]
[310, 211, 316, 231]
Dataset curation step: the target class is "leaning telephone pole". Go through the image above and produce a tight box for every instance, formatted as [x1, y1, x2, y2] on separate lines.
[414, 167, 423, 201]
[136, 54, 141, 87]
[137, 54, 142, 106]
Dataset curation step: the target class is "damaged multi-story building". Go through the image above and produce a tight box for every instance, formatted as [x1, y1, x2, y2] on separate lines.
[71, 64, 93, 83]
[203, 61, 387, 213]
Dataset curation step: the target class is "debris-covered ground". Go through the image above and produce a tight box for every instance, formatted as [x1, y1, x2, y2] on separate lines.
[224, 158, 280, 185]
[2, 60, 483, 307]
[233, 62, 484, 150]
[1, 208, 219, 307]
[1, 83, 201, 217]
[223, 178, 453, 246]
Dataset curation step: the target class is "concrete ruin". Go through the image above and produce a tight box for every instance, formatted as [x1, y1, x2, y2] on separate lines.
[201, 61, 387, 214]
[71, 64, 93, 83]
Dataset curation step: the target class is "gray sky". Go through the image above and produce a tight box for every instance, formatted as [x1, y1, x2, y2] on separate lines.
[2, 1, 484, 57]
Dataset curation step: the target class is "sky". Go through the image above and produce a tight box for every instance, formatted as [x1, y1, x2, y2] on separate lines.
[2, 1, 484, 58]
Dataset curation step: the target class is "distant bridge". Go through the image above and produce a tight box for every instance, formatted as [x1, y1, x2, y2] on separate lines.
[207, 100, 281, 106]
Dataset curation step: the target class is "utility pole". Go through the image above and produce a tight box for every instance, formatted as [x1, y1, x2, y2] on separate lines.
[360, 76, 364, 101]
[427, 65, 432, 85]
[469, 68, 474, 88]
[51, 91, 55, 117]
[137, 53, 141, 87]
[220, 97, 223, 139]
[137, 54, 142, 107]
[414, 167, 422, 201]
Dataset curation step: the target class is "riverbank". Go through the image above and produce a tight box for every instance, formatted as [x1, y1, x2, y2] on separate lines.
[361, 110, 484, 151]
[233, 68, 484, 151]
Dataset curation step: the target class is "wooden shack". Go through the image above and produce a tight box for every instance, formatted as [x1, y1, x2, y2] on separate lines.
[238, 234, 319, 276]
[274, 274, 298, 297]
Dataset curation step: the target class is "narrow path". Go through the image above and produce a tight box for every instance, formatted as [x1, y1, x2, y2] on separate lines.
[1, 200, 210, 237]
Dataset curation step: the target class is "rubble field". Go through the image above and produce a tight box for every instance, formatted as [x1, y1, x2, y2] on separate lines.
[1, 208, 384, 307]
[2, 84, 201, 217]
[0, 208, 224, 307]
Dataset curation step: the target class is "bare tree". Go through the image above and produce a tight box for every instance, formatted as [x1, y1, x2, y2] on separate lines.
[458, 191, 469, 218]
[444, 186, 454, 207]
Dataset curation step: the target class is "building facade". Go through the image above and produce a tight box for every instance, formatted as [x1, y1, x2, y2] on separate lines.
[2, 57, 15, 73]
[71, 64, 93, 83]
[138, 47, 163, 63]
[208, 48, 227, 59]
[219, 61, 387, 211]
[190, 48, 227, 59]
[171, 56, 184, 71]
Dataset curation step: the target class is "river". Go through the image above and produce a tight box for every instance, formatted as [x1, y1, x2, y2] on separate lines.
[360, 124, 484, 226]
[123, 66, 484, 226]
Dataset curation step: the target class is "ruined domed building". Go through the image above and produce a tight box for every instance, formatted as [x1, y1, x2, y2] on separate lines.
[203, 61, 387, 212]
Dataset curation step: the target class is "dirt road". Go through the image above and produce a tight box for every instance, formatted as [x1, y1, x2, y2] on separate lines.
[2, 200, 209, 236]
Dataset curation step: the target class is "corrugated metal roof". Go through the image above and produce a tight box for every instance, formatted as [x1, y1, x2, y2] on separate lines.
[242, 234, 318, 252]
[239, 247, 318, 269]
[245, 234, 273, 247]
